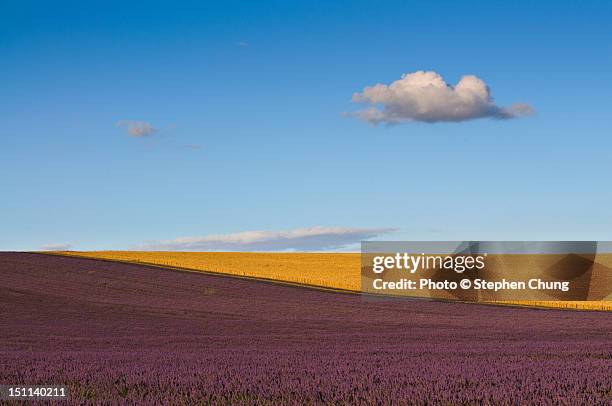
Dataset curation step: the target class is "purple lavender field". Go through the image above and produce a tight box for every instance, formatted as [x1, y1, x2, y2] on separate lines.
[1, 252, 611, 404]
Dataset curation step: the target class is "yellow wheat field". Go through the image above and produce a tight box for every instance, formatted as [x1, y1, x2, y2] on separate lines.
[53, 251, 611, 311]
[57, 251, 362, 291]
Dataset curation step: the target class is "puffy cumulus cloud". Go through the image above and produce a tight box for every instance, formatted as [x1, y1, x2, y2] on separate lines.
[350, 70, 534, 124]
[139, 226, 396, 252]
[41, 243, 72, 251]
[117, 120, 156, 137]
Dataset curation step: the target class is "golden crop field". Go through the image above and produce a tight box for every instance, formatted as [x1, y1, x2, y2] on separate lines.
[53, 251, 611, 311]
[56, 251, 362, 291]
[496, 300, 612, 311]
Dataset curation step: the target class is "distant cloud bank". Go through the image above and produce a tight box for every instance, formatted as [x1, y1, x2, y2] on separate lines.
[350, 70, 534, 124]
[139, 226, 396, 251]
[117, 120, 156, 137]
[41, 243, 72, 251]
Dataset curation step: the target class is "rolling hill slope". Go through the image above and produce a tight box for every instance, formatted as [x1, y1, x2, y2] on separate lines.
[1, 253, 611, 403]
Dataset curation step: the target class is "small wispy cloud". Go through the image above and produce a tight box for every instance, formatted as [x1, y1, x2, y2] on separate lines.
[236, 41, 249, 48]
[349, 70, 534, 125]
[184, 144, 202, 150]
[138, 226, 396, 252]
[117, 120, 156, 137]
[41, 243, 72, 251]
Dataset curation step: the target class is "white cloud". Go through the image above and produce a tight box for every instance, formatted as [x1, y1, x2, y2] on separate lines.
[139, 226, 396, 252]
[236, 41, 249, 48]
[350, 70, 534, 124]
[117, 120, 156, 137]
[41, 243, 72, 251]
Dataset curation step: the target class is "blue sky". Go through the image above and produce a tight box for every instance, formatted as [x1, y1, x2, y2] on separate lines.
[2, 0, 612, 251]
